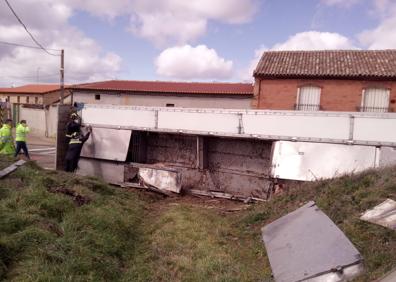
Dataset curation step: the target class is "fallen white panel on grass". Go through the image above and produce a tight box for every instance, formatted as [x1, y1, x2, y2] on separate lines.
[0, 160, 26, 179]
[360, 199, 396, 230]
[262, 201, 364, 282]
[138, 166, 181, 194]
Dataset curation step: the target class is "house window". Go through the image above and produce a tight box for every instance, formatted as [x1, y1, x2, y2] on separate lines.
[296, 86, 321, 111]
[166, 103, 175, 107]
[26, 96, 30, 104]
[361, 88, 390, 112]
[35, 97, 38, 104]
[17, 96, 20, 103]
[95, 94, 101, 100]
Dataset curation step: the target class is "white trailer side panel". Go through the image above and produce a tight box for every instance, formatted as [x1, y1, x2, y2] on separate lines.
[80, 105, 396, 146]
[271, 141, 377, 181]
[243, 113, 350, 140]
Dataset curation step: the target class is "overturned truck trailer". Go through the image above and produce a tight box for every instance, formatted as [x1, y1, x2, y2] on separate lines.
[56, 104, 396, 200]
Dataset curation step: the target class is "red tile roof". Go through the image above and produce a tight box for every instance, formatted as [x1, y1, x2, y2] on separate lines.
[71, 80, 253, 95]
[254, 50, 396, 79]
[0, 84, 62, 94]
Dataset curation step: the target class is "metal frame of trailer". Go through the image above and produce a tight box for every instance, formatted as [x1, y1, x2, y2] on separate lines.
[80, 104, 396, 147]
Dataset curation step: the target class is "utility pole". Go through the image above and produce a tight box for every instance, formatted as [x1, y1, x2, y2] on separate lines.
[60, 49, 64, 105]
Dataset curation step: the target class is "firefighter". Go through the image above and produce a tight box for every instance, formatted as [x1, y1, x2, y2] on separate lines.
[14, 120, 30, 159]
[0, 119, 15, 155]
[65, 126, 92, 172]
[65, 112, 81, 144]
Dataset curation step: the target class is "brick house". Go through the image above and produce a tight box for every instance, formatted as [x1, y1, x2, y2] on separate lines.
[252, 50, 396, 112]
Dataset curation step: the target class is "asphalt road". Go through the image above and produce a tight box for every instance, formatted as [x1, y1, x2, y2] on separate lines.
[24, 132, 56, 170]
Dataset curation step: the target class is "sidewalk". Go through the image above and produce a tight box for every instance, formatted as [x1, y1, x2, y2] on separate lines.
[27, 132, 56, 170]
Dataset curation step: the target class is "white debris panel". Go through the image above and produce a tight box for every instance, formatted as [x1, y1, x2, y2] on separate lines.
[262, 201, 364, 282]
[0, 160, 26, 179]
[360, 199, 396, 230]
[138, 166, 181, 194]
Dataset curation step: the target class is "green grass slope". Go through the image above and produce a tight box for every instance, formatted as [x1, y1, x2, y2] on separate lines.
[242, 167, 396, 281]
[0, 157, 395, 281]
[0, 159, 144, 281]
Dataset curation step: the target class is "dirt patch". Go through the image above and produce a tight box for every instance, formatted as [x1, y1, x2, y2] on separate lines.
[37, 221, 64, 237]
[48, 187, 91, 206]
[144, 194, 251, 217]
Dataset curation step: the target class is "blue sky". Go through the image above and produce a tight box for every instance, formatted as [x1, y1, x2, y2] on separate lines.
[0, 0, 395, 86]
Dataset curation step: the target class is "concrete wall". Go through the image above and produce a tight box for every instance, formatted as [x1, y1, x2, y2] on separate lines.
[19, 107, 46, 135]
[47, 105, 59, 137]
[145, 132, 273, 198]
[18, 105, 62, 138]
[73, 91, 252, 109]
[252, 78, 396, 111]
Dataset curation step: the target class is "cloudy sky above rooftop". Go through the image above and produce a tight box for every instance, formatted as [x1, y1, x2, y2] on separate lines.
[0, 0, 395, 86]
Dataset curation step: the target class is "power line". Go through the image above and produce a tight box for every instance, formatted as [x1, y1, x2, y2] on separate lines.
[4, 0, 60, 56]
[0, 40, 61, 52]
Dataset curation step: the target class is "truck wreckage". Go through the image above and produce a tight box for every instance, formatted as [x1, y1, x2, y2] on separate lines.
[54, 104, 396, 200]
[53, 104, 396, 281]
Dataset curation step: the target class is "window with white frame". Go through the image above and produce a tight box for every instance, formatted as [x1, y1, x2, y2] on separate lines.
[361, 88, 390, 112]
[296, 86, 321, 111]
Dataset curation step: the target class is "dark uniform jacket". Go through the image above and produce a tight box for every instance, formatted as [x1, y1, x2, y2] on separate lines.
[65, 132, 91, 161]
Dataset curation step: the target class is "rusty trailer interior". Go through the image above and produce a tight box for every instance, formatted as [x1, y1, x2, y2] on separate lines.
[77, 129, 274, 199]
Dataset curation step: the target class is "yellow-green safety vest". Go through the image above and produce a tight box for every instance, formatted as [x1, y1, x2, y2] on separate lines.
[0, 124, 15, 154]
[15, 123, 30, 142]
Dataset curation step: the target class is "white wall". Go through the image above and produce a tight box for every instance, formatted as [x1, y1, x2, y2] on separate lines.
[46, 105, 59, 137]
[73, 91, 252, 109]
[19, 106, 59, 138]
[19, 107, 46, 135]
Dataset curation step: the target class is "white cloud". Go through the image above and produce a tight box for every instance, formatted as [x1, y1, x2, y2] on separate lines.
[155, 45, 233, 80]
[66, 0, 258, 46]
[371, 0, 396, 17]
[320, 0, 359, 7]
[359, 16, 396, 49]
[0, 0, 122, 87]
[271, 31, 357, 50]
[358, 0, 396, 49]
[129, 12, 207, 47]
[240, 45, 267, 82]
[129, 0, 258, 45]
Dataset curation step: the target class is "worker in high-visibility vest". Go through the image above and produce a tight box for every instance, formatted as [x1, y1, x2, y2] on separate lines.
[14, 120, 30, 159]
[65, 126, 91, 172]
[0, 119, 15, 155]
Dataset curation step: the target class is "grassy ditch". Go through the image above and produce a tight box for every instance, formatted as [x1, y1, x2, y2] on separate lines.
[0, 157, 395, 281]
[0, 161, 144, 281]
[241, 167, 396, 281]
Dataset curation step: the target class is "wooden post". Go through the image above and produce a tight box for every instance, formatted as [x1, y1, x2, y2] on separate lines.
[196, 136, 208, 169]
[55, 104, 72, 170]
